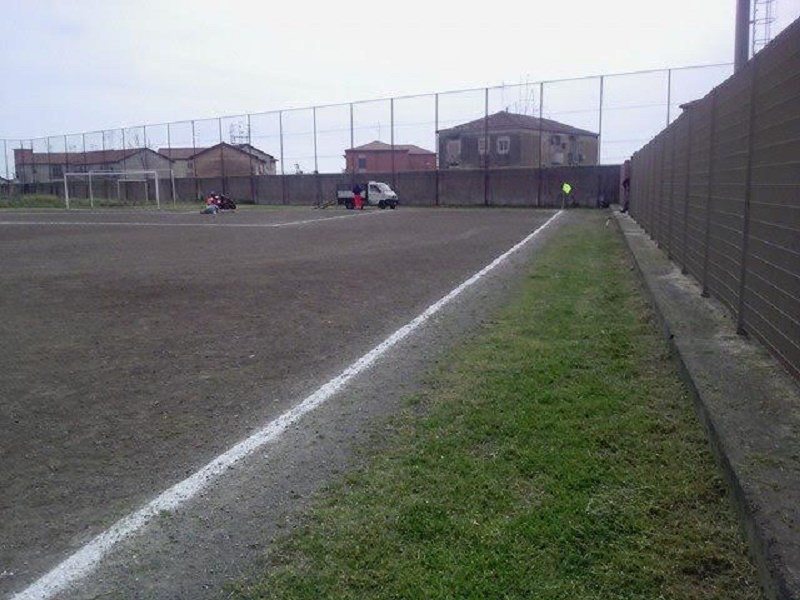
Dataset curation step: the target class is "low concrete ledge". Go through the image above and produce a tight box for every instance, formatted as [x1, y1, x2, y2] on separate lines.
[612, 209, 800, 600]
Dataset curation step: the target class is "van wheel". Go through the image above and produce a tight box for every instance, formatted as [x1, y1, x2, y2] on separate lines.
[389, 203, 397, 209]
[345, 200, 354, 210]
[378, 200, 386, 209]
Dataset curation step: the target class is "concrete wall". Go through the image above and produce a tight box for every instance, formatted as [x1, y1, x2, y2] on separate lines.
[9, 166, 620, 209]
[200, 165, 619, 207]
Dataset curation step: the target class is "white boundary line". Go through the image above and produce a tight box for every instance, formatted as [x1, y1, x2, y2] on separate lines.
[0, 212, 382, 229]
[11, 210, 563, 600]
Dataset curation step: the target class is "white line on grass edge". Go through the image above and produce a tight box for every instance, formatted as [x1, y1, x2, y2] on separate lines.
[12, 210, 563, 600]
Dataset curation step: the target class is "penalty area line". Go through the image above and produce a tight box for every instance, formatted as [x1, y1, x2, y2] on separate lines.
[11, 210, 563, 600]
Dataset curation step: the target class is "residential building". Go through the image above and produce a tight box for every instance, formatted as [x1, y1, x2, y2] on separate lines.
[345, 141, 436, 174]
[13, 142, 277, 183]
[157, 143, 277, 177]
[13, 148, 173, 183]
[156, 147, 196, 177]
[437, 111, 599, 169]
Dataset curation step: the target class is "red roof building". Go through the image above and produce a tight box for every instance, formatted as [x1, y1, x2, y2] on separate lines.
[345, 141, 436, 174]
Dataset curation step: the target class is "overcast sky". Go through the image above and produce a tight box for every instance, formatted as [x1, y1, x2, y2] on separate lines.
[1, 0, 799, 166]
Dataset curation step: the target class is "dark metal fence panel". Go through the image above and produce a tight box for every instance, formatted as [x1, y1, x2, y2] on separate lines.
[707, 71, 751, 313]
[742, 25, 800, 379]
[657, 127, 673, 251]
[670, 116, 690, 265]
[627, 18, 800, 381]
[685, 99, 712, 279]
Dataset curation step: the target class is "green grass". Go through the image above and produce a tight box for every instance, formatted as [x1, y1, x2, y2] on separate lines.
[0, 194, 64, 209]
[223, 211, 761, 600]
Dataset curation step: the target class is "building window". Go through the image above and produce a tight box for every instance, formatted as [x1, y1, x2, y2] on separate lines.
[497, 136, 510, 155]
[446, 139, 461, 166]
[358, 156, 367, 170]
[50, 165, 63, 179]
[478, 137, 489, 155]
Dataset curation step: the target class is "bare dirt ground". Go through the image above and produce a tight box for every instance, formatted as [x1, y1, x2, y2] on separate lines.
[0, 206, 564, 599]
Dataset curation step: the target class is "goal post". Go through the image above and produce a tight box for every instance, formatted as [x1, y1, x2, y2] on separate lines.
[64, 170, 164, 209]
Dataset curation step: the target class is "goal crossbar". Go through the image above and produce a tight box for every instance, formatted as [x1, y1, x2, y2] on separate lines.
[64, 170, 162, 209]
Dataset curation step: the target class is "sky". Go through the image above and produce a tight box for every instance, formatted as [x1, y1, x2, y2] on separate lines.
[1, 0, 799, 169]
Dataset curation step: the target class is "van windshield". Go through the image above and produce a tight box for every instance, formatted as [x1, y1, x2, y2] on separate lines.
[375, 183, 392, 192]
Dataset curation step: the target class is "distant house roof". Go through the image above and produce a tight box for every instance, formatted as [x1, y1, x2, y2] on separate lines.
[13, 147, 162, 166]
[438, 111, 598, 138]
[157, 147, 197, 160]
[158, 143, 276, 163]
[232, 143, 277, 163]
[347, 141, 435, 155]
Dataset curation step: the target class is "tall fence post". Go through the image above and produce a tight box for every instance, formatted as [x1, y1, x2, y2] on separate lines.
[46, 137, 53, 195]
[23, 140, 30, 187]
[81, 133, 87, 199]
[736, 58, 759, 336]
[483, 87, 489, 206]
[166, 122, 174, 204]
[247, 114, 256, 204]
[598, 75, 604, 165]
[312, 107, 318, 175]
[681, 109, 693, 274]
[647, 143, 655, 234]
[390, 98, 396, 190]
[656, 134, 667, 246]
[191, 120, 198, 200]
[63, 135, 69, 181]
[349, 103, 354, 186]
[435, 93, 440, 206]
[279, 111, 286, 205]
[667, 126, 676, 260]
[218, 117, 226, 194]
[537, 81, 544, 207]
[4, 138, 9, 181]
[167, 122, 176, 205]
[24, 139, 30, 190]
[143, 125, 150, 173]
[666, 68, 673, 127]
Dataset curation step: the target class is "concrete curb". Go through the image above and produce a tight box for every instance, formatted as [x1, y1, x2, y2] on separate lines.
[611, 208, 800, 600]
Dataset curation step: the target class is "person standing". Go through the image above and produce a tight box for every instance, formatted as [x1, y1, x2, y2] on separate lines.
[560, 181, 572, 208]
[622, 176, 631, 213]
[353, 183, 364, 210]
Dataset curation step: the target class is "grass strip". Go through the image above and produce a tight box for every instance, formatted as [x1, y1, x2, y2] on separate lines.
[224, 211, 761, 600]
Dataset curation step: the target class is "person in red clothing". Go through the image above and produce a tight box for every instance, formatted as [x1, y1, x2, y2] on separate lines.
[353, 183, 364, 210]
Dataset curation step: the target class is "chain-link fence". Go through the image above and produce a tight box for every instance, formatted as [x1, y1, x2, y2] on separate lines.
[0, 64, 732, 205]
[628, 18, 800, 382]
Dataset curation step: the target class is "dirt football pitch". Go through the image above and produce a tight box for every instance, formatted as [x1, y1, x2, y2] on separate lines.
[0, 206, 560, 598]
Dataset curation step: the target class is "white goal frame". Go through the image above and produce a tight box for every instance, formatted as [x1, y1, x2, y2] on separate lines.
[63, 170, 162, 209]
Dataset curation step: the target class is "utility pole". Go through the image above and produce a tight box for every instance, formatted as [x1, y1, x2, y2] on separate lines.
[734, 0, 751, 71]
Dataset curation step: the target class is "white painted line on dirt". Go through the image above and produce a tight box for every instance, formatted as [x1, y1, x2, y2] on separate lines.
[11, 210, 563, 600]
[0, 212, 384, 229]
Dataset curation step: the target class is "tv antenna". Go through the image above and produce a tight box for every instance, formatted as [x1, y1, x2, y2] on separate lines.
[752, 0, 776, 55]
